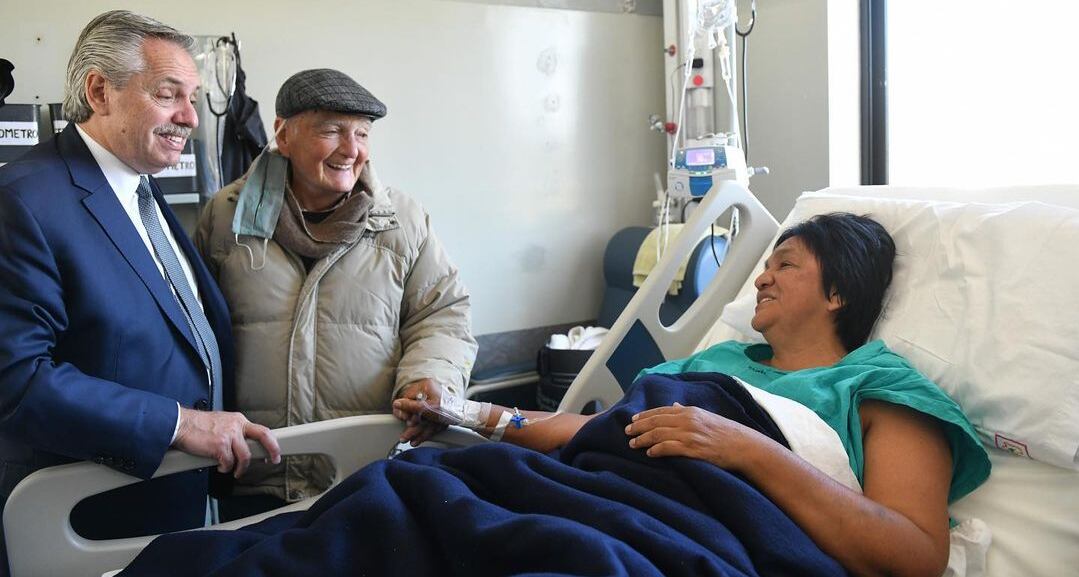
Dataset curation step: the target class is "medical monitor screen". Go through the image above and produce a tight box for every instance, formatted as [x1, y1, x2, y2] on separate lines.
[685, 148, 715, 167]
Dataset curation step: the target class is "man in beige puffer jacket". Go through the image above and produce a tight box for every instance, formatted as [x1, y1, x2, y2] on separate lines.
[195, 69, 477, 516]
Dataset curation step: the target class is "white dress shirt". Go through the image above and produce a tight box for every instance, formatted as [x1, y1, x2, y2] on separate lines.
[76, 125, 204, 443]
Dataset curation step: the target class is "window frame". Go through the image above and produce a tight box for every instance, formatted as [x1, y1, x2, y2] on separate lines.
[860, 0, 887, 185]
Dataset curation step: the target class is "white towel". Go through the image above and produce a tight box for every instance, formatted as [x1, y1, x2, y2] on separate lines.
[735, 377, 861, 492]
[548, 326, 608, 350]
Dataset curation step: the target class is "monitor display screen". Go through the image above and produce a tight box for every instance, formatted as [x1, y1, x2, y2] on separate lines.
[685, 148, 715, 167]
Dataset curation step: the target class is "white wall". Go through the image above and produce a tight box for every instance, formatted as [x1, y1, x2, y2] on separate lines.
[0, 0, 666, 335]
[737, 0, 831, 221]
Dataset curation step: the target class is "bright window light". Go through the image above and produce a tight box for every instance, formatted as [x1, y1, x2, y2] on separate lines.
[888, 1, 1079, 186]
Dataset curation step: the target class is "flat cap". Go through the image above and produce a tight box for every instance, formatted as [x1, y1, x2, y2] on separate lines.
[275, 68, 387, 120]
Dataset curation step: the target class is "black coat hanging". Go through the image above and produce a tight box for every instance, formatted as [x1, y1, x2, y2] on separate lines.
[216, 35, 268, 185]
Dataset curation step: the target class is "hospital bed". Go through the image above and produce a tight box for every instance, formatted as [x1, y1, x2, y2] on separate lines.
[5, 182, 1079, 576]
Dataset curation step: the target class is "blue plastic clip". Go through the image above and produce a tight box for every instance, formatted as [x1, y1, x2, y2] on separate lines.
[510, 407, 527, 429]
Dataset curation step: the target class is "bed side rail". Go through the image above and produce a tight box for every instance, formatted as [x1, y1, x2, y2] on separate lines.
[558, 180, 778, 414]
[3, 416, 485, 577]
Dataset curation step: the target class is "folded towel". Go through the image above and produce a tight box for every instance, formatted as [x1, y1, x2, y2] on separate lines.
[548, 326, 609, 350]
[633, 224, 727, 295]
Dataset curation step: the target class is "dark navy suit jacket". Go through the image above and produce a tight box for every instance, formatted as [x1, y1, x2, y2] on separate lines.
[0, 125, 235, 538]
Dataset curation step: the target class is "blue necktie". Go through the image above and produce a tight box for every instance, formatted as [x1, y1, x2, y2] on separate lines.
[136, 177, 222, 410]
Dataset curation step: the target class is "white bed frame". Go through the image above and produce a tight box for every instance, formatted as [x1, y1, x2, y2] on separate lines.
[3, 417, 488, 577]
[5, 182, 1078, 576]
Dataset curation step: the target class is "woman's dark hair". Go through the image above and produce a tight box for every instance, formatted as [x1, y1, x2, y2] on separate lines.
[775, 212, 896, 351]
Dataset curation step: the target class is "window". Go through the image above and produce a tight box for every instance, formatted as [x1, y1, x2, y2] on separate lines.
[868, 0, 1079, 186]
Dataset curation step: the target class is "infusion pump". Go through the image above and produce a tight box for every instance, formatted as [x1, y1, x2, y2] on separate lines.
[660, 137, 751, 224]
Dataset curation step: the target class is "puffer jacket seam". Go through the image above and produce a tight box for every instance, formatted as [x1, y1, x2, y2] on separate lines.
[356, 235, 409, 264]
[407, 270, 465, 307]
[291, 240, 356, 408]
[285, 245, 353, 498]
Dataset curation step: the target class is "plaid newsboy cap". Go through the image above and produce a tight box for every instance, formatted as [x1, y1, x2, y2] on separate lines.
[275, 68, 387, 120]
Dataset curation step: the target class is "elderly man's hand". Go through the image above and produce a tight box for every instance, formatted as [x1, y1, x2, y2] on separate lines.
[172, 408, 282, 478]
[393, 378, 449, 447]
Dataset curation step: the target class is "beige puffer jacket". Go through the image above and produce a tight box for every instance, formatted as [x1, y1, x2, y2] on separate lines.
[195, 170, 477, 502]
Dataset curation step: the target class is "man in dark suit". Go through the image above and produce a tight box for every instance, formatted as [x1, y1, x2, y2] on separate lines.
[0, 10, 281, 557]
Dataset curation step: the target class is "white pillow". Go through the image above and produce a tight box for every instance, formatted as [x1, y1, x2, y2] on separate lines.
[703, 192, 1079, 471]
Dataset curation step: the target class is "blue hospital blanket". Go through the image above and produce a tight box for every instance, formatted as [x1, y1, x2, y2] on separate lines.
[119, 373, 845, 576]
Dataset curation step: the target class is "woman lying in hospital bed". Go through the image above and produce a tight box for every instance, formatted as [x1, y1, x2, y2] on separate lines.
[117, 213, 988, 577]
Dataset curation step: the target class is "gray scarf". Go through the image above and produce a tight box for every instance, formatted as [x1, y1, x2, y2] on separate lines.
[273, 177, 374, 260]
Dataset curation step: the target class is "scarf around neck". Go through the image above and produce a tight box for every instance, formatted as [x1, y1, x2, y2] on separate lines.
[273, 176, 374, 261]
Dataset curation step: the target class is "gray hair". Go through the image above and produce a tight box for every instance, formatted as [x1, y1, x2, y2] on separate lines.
[62, 10, 195, 123]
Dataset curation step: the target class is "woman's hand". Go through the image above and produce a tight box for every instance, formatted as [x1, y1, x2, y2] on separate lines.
[624, 403, 768, 470]
[392, 378, 448, 446]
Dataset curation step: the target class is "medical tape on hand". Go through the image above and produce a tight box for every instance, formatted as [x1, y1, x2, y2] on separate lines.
[460, 399, 491, 430]
[418, 393, 491, 429]
[488, 410, 513, 442]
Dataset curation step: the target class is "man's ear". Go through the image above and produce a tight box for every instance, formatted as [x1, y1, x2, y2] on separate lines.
[273, 117, 290, 157]
[85, 71, 110, 116]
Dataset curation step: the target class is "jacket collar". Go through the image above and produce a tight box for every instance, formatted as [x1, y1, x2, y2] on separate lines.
[365, 188, 397, 232]
[56, 123, 113, 198]
[73, 124, 142, 204]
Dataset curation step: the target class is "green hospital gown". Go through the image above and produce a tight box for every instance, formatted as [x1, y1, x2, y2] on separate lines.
[640, 339, 990, 502]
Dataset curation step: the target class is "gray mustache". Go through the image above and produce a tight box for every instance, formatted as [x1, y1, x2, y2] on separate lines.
[154, 125, 192, 138]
